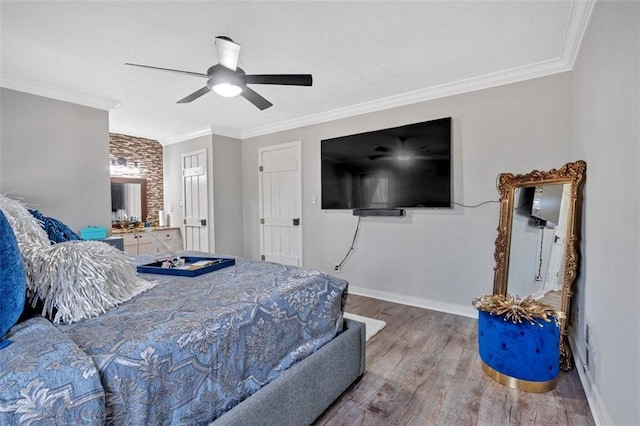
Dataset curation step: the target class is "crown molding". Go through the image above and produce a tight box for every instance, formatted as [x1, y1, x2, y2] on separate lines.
[209, 125, 242, 141]
[160, 126, 213, 146]
[108, 126, 162, 142]
[560, 0, 596, 69]
[160, 125, 241, 146]
[240, 57, 571, 139]
[168, 51, 573, 143]
[0, 74, 120, 111]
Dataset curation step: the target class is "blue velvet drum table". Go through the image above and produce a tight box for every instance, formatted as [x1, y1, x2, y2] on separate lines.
[478, 310, 560, 393]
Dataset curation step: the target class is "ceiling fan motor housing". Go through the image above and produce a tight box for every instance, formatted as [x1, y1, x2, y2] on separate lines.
[206, 65, 246, 93]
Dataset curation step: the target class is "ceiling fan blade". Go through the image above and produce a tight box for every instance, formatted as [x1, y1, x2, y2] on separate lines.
[245, 74, 312, 86]
[368, 154, 389, 161]
[125, 63, 208, 78]
[374, 146, 392, 153]
[215, 36, 241, 71]
[241, 87, 273, 110]
[177, 86, 211, 104]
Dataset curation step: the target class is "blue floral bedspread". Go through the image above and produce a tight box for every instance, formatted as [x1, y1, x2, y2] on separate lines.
[59, 256, 348, 425]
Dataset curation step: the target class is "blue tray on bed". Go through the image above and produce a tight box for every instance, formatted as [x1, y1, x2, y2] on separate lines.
[137, 256, 235, 277]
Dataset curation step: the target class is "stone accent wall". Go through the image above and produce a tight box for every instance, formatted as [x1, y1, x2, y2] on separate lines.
[109, 133, 163, 226]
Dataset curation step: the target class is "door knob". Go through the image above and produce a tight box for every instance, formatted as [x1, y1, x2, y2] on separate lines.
[293, 218, 300, 226]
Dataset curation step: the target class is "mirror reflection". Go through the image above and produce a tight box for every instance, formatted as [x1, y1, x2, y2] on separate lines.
[110, 177, 148, 228]
[507, 183, 571, 310]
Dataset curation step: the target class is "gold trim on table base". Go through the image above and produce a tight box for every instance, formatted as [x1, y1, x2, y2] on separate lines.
[481, 362, 558, 393]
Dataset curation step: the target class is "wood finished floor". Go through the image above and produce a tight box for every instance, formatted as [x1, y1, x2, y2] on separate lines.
[314, 294, 594, 426]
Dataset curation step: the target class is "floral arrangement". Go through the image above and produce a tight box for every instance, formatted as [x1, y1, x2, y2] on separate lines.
[473, 293, 557, 326]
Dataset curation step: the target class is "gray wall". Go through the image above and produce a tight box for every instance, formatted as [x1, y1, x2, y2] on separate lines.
[0, 88, 111, 232]
[242, 73, 572, 317]
[211, 134, 243, 256]
[163, 133, 243, 256]
[571, 2, 640, 424]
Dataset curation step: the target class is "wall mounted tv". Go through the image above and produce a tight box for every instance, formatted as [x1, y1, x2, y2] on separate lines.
[321, 117, 452, 210]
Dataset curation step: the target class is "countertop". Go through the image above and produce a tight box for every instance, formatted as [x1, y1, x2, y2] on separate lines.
[111, 226, 180, 235]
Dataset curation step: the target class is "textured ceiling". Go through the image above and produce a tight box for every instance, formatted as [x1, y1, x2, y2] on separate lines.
[0, 1, 593, 144]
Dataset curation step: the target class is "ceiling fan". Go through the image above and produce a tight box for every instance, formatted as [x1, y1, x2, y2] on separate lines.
[368, 136, 445, 162]
[125, 36, 312, 110]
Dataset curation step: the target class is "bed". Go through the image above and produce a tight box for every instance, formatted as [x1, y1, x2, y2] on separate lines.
[64, 254, 356, 424]
[0, 192, 365, 425]
[0, 253, 365, 425]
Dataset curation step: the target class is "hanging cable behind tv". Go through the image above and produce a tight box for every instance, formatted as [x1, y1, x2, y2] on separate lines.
[334, 216, 362, 272]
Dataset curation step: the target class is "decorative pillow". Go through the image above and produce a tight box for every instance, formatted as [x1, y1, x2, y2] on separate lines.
[29, 209, 82, 243]
[0, 194, 154, 325]
[22, 240, 156, 324]
[0, 194, 50, 249]
[0, 210, 27, 349]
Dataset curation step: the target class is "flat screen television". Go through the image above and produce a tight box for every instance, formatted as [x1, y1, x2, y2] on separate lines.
[321, 117, 451, 210]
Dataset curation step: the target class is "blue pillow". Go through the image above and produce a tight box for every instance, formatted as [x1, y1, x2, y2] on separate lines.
[29, 209, 82, 244]
[0, 210, 27, 349]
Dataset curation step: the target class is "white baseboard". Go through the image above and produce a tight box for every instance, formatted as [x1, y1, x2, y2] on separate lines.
[568, 334, 612, 426]
[348, 285, 478, 319]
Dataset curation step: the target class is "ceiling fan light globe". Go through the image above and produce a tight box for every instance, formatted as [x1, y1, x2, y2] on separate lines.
[212, 83, 243, 98]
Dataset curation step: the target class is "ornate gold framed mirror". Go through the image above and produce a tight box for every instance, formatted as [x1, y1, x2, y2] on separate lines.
[492, 160, 586, 370]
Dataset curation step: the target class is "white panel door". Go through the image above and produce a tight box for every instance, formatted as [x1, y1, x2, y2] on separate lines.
[182, 149, 209, 252]
[259, 141, 302, 266]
